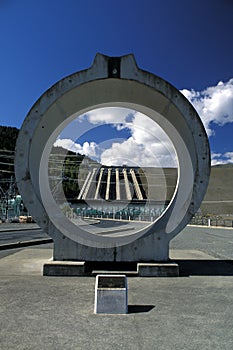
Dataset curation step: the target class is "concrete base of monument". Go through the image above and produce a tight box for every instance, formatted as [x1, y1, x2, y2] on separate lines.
[52, 234, 171, 262]
[137, 262, 179, 277]
[43, 261, 179, 277]
[94, 275, 128, 314]
[43, 261, 85, 276]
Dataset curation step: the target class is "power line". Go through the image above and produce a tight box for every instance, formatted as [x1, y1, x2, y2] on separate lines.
[0, 170, 15, 174]
[0, 161, 14, 166]
[0, 149, 15, 153]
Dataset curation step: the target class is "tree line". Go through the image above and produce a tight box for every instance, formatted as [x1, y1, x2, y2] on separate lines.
[0, 126, 19, 193]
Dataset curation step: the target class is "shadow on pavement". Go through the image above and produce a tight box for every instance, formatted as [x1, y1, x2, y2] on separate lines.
[176, 259, 233, 276]
[128, 305, 155, 314]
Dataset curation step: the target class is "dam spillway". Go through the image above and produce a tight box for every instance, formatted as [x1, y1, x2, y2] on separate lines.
[77, 166, 147, 202]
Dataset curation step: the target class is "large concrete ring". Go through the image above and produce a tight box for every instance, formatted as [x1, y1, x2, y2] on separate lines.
[15, 54, 210, 248]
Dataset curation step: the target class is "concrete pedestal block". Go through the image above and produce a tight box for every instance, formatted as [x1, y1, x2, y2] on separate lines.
[53, 234, 170, 262]
[137, 262, 179, 277]
[43, 261, 179, 277]
[43, 261, 85, 276]
[94, 275, 128, 314]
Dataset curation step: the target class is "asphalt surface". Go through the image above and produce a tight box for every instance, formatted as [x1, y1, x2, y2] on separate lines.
[0, 227, 49, 245]
[0, 224, 233, 350]
[170, 225, 233, 260]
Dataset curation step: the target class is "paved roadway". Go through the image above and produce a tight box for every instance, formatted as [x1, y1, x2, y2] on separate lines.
[170, 225, 233, 260]
[0, 224, 51, 259]
[0, 223, 232, 260]
[0, 228, 49, 245]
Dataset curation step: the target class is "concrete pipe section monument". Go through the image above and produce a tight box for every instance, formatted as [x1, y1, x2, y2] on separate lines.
[15, 54, 210, 276]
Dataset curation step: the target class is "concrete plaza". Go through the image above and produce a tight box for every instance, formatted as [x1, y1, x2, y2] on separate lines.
[0, 225, 233, 350]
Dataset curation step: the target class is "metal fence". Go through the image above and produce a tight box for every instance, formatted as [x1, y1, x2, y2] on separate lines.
[190, 216, 233, 228]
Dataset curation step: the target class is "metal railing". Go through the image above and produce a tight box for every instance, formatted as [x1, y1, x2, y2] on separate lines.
[190, 216, 233, 228]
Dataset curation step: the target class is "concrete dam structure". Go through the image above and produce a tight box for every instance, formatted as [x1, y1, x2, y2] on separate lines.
[78, 167, 146, 201]
[47, 149, 178, 222]
[68, 165, 177, 222]
[75, 165, 178, 207]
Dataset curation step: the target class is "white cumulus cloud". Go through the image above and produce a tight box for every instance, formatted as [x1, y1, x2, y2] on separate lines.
[85, 107, 132, 125]
[181, 78, 233, 136]
[181, 78, 233, 165]
[54, 108, 178, 168]
[211, 152, 233, 165]
[100, 111, 177, 167]
[54, 138, 98, 158]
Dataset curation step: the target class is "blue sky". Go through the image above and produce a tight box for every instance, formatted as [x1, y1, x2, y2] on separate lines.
[0, 0, 233, 165]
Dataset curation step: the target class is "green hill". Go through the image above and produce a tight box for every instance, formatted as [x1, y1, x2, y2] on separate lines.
[0, 126, 19, 193]
[0, 126, 19, 151]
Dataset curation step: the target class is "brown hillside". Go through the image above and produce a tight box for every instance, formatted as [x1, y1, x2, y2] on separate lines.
[201, 164, 233, 215]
